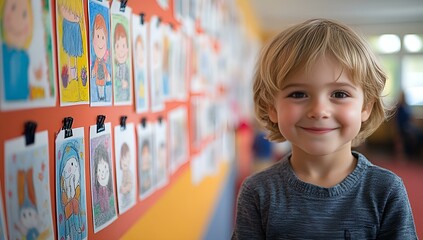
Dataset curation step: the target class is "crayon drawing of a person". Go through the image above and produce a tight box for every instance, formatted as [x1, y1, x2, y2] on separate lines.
[162, 35, 170, 96]
[140, 139, 153, 195]
[114, 23, 130, 102]
[152, 39, 163, 108]
[91, 14, 111, 101]
[134, 35, 146, 108]
[94, 144, 114, 220]
[57, 0, 85, 86]
[59, 142, 84, 240]
[15, 169, 44, 240]
[1, 0, 35, 101]
[119, 143, 133, 207]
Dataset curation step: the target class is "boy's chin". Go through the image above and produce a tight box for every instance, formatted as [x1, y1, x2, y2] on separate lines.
[292, 143, 351, 157]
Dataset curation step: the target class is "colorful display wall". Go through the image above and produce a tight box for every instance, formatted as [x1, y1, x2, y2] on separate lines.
[0, 0, 259, 239]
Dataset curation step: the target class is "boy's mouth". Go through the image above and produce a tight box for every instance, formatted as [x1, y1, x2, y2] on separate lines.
[301, 127, 337, 134]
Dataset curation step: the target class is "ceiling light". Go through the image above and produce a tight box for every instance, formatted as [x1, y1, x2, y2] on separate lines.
[377, 34, 400, 53]
[404, 34, 423, 53]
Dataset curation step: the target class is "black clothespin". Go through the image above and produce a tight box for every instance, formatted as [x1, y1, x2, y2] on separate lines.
[120, 0, 128, 12]
[120, 116, 127, 130]
[24, 121, 37, 146]
[157, 17, 161, 28]
[62, 117, 74, 138]
[97, 115, 106, 133]
[158, 116, 163, 124]
[170, 23, 174, 30]
[141, 117, 147, 128]
[140, 13, 145, 25]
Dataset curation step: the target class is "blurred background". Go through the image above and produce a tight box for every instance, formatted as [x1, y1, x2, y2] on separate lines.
[234, 0, 423, 238]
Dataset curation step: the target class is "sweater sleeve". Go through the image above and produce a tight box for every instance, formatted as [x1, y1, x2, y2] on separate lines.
[377, 178, 417, 239]
[232, 179, 265, 240]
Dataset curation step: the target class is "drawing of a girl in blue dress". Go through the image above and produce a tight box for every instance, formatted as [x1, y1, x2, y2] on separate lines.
[57, 0, 86, 86]
[1, 0, 33, 101]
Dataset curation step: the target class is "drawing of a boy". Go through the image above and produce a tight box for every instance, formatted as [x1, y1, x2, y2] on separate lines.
[91, 14, 111, 101]
[114, 23, 130, 101]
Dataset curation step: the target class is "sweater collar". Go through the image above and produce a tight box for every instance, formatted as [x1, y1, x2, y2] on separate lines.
[283, 151, 372, 198]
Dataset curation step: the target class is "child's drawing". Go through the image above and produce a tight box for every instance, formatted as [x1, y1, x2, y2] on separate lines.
[90, 123, 117, 232]
[169, 107, 188, 173]
[56, 0, 89, 105]
[55, 127, 88, 240]
[114, 123, 137, 214]
[132, 14, 149, 113]
[149, 16, 164, 111]
[5, 131, 53, 240]
[154, 120, 168, 188]
[137, 123, 155, 199]
[111, 0, 132, 105]
[0, 0, 57, 110]
[89, 0, 112, 106]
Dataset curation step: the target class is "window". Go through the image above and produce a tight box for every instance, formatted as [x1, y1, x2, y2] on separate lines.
[402, 55, 423, 105]
[404, 34, 423, 53]
[368, 34, 423, 107]
[369, 34, 401, 54]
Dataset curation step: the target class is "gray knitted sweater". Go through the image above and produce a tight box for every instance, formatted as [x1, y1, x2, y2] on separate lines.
[232, 152, 417, 239]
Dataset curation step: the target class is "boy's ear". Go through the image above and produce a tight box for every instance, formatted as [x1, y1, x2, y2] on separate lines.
[361, 102, 373, 122]
[268, 106, 278, 123]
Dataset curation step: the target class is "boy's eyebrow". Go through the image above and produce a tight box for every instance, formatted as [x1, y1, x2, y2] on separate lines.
[281, 82, 358, 90]
[281, 83, 308, 89]
[331, 82, 358, 90]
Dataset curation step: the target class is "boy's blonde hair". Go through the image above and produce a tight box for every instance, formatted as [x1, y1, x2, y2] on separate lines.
[254, 18, 387, 146]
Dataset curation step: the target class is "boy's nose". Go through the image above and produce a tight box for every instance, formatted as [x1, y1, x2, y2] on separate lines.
[307, 99, 331, 119]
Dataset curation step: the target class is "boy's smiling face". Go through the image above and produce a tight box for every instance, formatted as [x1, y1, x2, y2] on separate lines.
[115, 36, 129, 64]
[268, 54, 372, 156]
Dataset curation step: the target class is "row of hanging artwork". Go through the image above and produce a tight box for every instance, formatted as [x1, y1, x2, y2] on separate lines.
[1, 0, 222, 112]
[1, 106, 191, 239]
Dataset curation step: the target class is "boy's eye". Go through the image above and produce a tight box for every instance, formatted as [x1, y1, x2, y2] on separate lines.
[332, 91, 349, 98]
[288, 92, 307, 98]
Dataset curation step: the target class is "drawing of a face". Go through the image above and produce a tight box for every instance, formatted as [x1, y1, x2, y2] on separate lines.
[93, 15, 107, 59]
[97, 158, 110, 187]
[158, 142, 166, 168]
[120, 143, 130, 171]
[153, 41, 162, 67]
[94, 28, 107, 58]
[2, 0, 33, 48]
[115, 36, 128, 64]
[141, 142, 151, 170]
[135, 37, 145, 68]
[62, 157, 80, 182]
[20, 207, 38, 229]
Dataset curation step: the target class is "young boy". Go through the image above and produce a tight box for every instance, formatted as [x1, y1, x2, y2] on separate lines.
[232, 19, 417, 239]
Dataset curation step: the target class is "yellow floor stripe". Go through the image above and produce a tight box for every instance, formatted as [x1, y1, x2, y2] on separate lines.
[121, 162, 229, 240]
